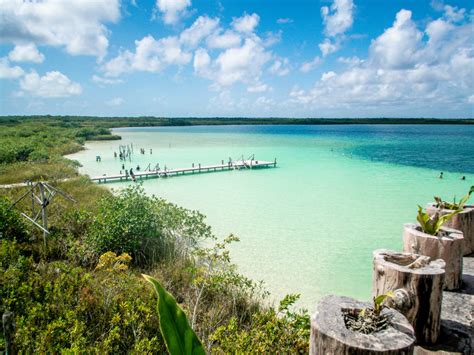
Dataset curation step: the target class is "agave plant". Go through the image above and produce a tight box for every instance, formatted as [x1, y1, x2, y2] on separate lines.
[143, 274, 206, 355]
[434, 185, 474, 210]
[417, 205, 461, 236]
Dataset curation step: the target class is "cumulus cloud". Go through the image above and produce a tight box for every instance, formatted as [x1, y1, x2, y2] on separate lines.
[319, 39, 340, 57]
[300, 56, 321, 72]
[207, 30, 241, 49]
[320, 0, 354, 37]
[102, 35, 191, 77]
[8, 44, 44, 63]
[269, 58, 290, 76]
[318, 0, 354, 57]
[194, 37, 271, 89]
[369, 10, 422, 69]
[20, 70, 82, 98]
[0, 0, 120, 59]
[0, 57, 24, 79]
[290, 8, 474, 115]
[232, 13, 260, 33]
[154, 0, 191, 25]
[102, 11, 274, 92]
[180, 16, 219, 47]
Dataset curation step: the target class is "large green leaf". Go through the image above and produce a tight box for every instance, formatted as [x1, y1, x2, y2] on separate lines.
[143, 274, 206, 355]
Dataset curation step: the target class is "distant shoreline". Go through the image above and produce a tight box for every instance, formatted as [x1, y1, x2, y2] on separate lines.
[1, 115, 474, 127]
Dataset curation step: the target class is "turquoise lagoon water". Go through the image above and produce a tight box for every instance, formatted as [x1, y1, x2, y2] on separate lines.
[68, 125, 474, 310]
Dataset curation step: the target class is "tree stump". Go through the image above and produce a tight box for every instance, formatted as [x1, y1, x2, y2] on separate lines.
[402, 223, 463, 290]
[310, 295, 415, 355]
[372, 249, 445, 344]
[426, 203, 474, 256]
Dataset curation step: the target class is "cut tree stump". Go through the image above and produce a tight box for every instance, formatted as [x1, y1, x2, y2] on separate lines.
[426, 203, 474, 256]
[403, 223, 463, 290]
[372, 249, 445, 344]
[310, 295, 415, 355]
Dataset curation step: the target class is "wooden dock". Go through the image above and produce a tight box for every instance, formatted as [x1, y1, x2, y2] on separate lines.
[91, 159, 277, 183]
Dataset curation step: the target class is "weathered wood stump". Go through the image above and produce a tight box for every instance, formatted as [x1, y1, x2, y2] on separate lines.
[403, 223, 463, 290]
[426, 203, 474, 256]
[372, 249, 445, 344]
[310, 295, 415, 355]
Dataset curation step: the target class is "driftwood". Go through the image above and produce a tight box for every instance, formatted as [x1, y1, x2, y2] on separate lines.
[372, 249, 445, 344]
[310, 295, 415, 355]
[426, 203, 474, 256]
[403, 223, 463, 290]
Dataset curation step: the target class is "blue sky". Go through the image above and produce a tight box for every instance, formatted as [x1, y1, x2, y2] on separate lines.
[0, 0, 473, 118]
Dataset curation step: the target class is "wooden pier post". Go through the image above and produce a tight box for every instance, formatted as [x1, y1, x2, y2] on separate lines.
[372, 249, 445, 344]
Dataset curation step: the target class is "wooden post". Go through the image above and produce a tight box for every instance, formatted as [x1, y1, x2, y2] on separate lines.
[403, 223, 463, 290]
[427, 203, 474, 256]
[372, 249, 445, 344]
[310, 295, 415, 354]
[39, 183, 48, 247]
[3, 311, 14, 355]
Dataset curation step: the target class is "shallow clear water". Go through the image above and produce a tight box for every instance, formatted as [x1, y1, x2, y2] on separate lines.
[68, 124, 474, 310]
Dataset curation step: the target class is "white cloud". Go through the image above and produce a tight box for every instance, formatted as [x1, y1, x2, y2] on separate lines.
[321, 0, 354, 37]
[468, 95, 474, 104]
[193, 48, 211, 77]
[0, 57, 24, 79]
[300, 56, 321, 72]
[269, 58, 290, 76]
[102, 35, 191, 77]
[247, 83, 269, 93]
[370, 10, 422, 69]
[207, 30, 241, 49]
[20, 70, 81, 98]
[92, 75, 123, 85]
[0, 0, 120, 59]
[443, 5, 465, 23]
[262, 30, 282, 47]
[318, 0, 354, 57]
[180, 16, 220, 47]
[8, 44, 44, 63]
[337, 56, 363, 67]
[290, 9, 474, 116]
[154, 0, 191, 25]
[210, 37, 271, 88]
[319, 39, 339, 57]
[106, 97, 124, 106]
[276, 18, 293, 24]
[232, 13, 260, 33]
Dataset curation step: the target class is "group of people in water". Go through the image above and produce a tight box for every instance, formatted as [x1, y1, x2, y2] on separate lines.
[439, 172, 466, 180]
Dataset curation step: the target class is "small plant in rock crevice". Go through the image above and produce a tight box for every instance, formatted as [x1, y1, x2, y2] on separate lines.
[343, 292, 394, 335]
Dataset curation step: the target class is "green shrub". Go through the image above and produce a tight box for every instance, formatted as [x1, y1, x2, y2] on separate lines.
[211, 294, 310, 354]
[0, 197, 28, 242]
[86, 185, 166, 265]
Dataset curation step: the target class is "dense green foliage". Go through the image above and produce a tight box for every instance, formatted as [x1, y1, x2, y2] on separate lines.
[0, 197, 28, 242]
[0, 116, 313, 353]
